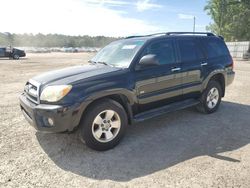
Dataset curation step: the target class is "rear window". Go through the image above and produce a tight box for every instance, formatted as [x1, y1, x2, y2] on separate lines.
[202, 38, 229, 58]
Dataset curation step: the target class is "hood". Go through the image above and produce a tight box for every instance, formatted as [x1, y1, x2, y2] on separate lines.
[32, 64, 121, 85]
[13, 48, 24, 52]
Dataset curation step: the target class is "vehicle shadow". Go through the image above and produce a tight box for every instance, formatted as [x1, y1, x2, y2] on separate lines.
[36, 101, 250, 181]
[0, 58, 28, 61]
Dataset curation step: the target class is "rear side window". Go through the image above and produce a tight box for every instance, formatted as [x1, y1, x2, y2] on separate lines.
[178, 39, 204, 62]
[143, 40, 175, 65]
[202, 38, 229, 58]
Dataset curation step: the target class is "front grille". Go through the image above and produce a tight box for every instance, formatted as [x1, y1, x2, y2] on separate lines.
[24, 80, 40, 104]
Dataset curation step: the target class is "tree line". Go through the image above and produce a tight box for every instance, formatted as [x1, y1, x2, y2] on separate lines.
[205, 0, 250, 41]
[2, 1, 249, 47]
[0, 33, 119, 47]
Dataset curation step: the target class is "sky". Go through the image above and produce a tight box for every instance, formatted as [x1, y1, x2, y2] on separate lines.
[0, 0, 212, 37]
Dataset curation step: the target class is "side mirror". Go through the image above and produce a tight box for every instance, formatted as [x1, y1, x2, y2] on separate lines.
[139, 54, 159, 67]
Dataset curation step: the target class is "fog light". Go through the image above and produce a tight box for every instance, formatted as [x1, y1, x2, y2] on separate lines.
[48, 118, 54, 126]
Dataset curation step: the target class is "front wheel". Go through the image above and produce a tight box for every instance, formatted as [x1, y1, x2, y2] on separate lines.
[13, 54, 20, 60]
[196, 80, 222, 114]
[79, 99, 128, 151]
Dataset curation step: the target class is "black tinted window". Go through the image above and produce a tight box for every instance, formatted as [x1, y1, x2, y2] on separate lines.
[144, 40, 175, 65]
[178, 39, 203, 62]
[203, 38, 229, 58]
[0, 48, 5, 56]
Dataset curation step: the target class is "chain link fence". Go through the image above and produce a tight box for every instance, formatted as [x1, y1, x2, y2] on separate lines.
[226, 41, 250, 60]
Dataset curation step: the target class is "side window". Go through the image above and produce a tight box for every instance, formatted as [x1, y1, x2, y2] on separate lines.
[178, 39, 203, 62]
[143, 40, 175, 65]
[203, 38, 229, 58]
[0, 48, 5, 56]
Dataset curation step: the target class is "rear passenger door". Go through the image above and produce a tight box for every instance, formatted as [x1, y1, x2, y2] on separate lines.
[176, 38, 206, 98]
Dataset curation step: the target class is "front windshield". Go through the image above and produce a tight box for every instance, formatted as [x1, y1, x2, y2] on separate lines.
[91, 39, 146, 68]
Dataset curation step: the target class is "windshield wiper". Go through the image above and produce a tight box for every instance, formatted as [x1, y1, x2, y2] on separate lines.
[88, 60, 109, 66]
[96, 61, 109, 66]
[88, 60, 96, 64]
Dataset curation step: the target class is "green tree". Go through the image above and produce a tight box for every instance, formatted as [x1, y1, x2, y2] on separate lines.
[205, 0, 250, 41]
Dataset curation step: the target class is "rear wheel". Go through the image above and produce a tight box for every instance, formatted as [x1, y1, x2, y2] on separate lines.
[79, 99, 128, 151]
[196, 80, 222, 114]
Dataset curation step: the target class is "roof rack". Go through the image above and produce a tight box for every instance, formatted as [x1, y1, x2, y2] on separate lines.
[125, 32, 216, 39]
[166, 32, 215, 36]
[125, 32, 166, 39]
[218, 35, 224, 40]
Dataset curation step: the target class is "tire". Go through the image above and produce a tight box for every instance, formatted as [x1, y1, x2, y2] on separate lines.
[13, 54, 19, 60]
[79, 99, 128, 151]
[196, 80, 222, 114]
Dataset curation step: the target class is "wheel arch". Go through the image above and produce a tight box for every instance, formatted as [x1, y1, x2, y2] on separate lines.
[203, 70, 226, 97]
[210, 73, 225, 97]
[80, 93, 134, 126]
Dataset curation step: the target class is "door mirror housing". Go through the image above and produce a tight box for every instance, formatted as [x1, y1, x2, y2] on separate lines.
[138, 54, 159, 67]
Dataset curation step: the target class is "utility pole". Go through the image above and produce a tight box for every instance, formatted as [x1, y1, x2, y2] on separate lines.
[193, 16, 196, 32]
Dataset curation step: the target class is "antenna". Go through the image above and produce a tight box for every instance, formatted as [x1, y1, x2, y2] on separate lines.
[193, 16, 196, 33]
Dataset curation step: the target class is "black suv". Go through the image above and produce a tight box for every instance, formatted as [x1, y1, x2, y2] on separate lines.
[20, 32, 235, 151]
[0, 47, 26, 59]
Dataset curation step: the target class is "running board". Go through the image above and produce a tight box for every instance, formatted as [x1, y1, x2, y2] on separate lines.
[134, 99, 200, 122]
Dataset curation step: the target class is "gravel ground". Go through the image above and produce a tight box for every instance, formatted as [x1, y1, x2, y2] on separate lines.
[0, 53, 250, 188]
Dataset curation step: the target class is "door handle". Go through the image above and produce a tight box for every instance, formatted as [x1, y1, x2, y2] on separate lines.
[171, 67, 181, 72]
[201, 62, 208, 66]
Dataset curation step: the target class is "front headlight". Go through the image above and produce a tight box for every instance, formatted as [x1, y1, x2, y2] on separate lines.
[40, 85, 72, 102]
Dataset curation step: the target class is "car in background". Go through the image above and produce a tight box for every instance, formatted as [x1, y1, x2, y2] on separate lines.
[61, 47, 78, 53]
[0, 47, 26, 60]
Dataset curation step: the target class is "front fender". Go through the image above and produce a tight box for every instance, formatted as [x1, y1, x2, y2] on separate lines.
[85, 88, 136, 105]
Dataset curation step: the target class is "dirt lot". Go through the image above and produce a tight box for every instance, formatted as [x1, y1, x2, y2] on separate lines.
[0, 53, 250, 188]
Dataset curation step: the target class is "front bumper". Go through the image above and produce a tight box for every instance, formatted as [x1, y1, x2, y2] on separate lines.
[21, 52, 26, 57]
[19, 93, 86, 133]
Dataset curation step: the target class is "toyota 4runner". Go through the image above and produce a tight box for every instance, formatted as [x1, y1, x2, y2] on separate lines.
[20, 32, 235, 151]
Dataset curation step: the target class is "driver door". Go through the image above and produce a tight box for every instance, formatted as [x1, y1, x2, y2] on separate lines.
[135, 39, 183, 110]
